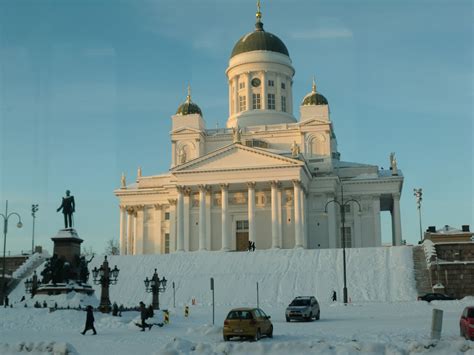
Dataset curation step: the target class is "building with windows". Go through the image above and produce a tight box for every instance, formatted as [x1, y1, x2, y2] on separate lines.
[114, 5, 404, 255]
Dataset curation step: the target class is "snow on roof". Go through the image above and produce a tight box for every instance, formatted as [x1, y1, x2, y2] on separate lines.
[434, 225, 466, 234]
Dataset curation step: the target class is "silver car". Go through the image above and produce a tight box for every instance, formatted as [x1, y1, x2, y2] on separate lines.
[285, 296, 320, 322]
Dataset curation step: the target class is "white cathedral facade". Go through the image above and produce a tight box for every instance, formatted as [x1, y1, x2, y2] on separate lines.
[115, 7, 404, 255]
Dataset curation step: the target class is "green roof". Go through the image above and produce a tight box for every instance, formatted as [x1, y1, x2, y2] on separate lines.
[231, 22, 289, 58]
[301, 92, 329, 106]
[176, 102, 202, 116]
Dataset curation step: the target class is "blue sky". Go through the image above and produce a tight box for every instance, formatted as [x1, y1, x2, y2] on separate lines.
[0, 0, 472, 254]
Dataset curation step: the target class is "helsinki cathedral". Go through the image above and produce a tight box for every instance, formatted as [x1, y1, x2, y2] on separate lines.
[115, 3, 404, 255]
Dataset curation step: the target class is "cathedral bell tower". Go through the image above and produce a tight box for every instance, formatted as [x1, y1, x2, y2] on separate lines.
[225, 1, 296, 128]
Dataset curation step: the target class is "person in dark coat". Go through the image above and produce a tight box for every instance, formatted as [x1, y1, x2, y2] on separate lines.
[81, 305, 97, 335]
[4, 296, 8, 308]
[139, 301, 152, 331]
[332, 290, 337, 302]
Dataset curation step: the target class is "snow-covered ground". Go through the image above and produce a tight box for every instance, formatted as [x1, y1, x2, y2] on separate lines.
[1, 247, 473, 354]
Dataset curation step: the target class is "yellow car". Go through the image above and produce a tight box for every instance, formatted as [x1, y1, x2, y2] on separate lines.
[223, 307, 273, 341]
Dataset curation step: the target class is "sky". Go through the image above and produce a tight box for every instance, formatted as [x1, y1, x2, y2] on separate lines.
[0, 0, 472, 255]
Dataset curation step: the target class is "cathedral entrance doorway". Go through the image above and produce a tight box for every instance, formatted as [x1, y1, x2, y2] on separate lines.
[236, 220, 249, 251]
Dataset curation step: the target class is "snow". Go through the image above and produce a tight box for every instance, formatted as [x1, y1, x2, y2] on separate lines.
[2, 247, 474, 354]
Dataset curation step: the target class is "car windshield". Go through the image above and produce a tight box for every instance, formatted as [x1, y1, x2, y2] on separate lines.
[290, 299, 310, 306]
[468, 309, 474, 318]
[226, 310, 254, 320]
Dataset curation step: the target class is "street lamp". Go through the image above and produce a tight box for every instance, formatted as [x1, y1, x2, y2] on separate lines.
[413, 188, 423, 242]
[324, 184, 361, 305]
[24, 270, 40, 298]
[1, 200, 23, 306]
[31, 204, 39, 254]
[92, 256, 119, 313]
[144, 268, 167, 310]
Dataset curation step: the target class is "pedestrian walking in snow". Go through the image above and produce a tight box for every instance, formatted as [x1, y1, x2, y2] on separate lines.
[248, 240, 252, 252]
[252, 241, 256, 251]
[81, 305, 97, 335]
[112, 302, 118, 316]
[136, 301, 152, 331]
[332, 290, 337, 302]
[4, 296, 8, 308]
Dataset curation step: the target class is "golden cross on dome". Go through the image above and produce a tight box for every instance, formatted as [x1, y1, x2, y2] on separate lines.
[186, 84, 191, 103]
[312, 76, 317, 93]
[256, 0, 262, 22]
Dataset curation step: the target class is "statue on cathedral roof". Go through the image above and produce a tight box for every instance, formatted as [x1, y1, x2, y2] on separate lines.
[390, 152, 398, 175]
[291, 140, 300, 157]
[232, 126, 242, 143]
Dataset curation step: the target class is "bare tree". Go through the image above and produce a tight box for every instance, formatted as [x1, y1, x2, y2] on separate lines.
[105, 238, 120, 255]
[81, 245, 95, 259]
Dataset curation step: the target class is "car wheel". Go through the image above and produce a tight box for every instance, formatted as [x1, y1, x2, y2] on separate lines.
[316, 310, 320, 320]
[268, 325, 273, 338]
[286, 317, 290, 322]
[460, 327, 463, 337]
[254, 329, 261, 341]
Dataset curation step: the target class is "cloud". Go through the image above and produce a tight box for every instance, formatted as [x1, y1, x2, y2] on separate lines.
[289, 28, 353, 40]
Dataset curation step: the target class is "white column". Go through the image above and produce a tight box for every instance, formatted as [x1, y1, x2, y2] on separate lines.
[154, 204, 163, 254]
[171, 141, 176, 168]
[206, 187, 212, 250]
[184, 189, 191, 251]
[133, 210, 137, 255]
[271, 181, 281, 248]
[198, 185, 207, 250]
[245, 72, 251, 111]
[327, 196, 337, 249]
[373, 196, 381, 247]
[221, 183, 230, 251]
[288, 75, 293, 115]
[119, 205, 127, 255]
[168, 199, 177, 252]
[261, 71, 267, 109]
[135, 206, 145, 254]
[277, 186, 283, 248]
[126, 207, 134, 255]
[392, 193, 402, 246]
[176, 187, 184, 251]
[276, 74, 281, 111]
[353, 202, 362, 248]
[234, 77, 239, 115]
[228, 79, 232, 117]
[301, 189, 307, 249]
[293, 180, 303, 248]
[247, 182, 256, 244]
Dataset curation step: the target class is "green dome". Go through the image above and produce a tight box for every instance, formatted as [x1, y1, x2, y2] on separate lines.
[176, 88, 202, 116]
[176, 102, 202, 116]
[301, 92, 328, 106]
[301, 80, 329, 106]
[231, 22, 289, 58]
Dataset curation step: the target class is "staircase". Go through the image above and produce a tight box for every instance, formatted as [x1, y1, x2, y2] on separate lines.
[412, 246, 432, 296]
[6, 252, 48, 295]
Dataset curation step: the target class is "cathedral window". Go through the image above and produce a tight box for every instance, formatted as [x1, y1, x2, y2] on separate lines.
[239, 95, 246, 111]
[281, 96, 286, 112]
[281, 82, 286, 89]
[165, 233, 170, 253]
[164, 212, 170, 220]
[239, 82, 245, 89]
[268, 80, 274, 87]
[252, 93, 261, 109]
[267, 94, 275, 110]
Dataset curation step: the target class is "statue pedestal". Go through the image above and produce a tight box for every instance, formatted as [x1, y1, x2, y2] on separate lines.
[51, 228, 83, 267]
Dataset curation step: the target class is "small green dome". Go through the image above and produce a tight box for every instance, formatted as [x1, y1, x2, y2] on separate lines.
[301, 80, 328, 106]
[231, 21, 289, 58]
[176, 87, 202, 116]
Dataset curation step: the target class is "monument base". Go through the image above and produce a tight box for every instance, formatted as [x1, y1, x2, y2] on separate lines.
[35, 281, 94, 296]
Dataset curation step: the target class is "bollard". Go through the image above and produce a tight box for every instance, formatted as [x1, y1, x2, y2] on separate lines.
[184, 305, 189, 318]
[431, 308, 443, 340]
[163, 309, 170, 324]
[192, 298, 196, 306]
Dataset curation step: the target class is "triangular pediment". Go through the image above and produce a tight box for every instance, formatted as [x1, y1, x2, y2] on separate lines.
[299, 118, 330, 127]
[172, 144, 303, 173]
[171, 127, 202, 134]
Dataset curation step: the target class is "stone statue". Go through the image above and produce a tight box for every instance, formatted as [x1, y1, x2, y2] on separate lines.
[178, 147, 187, 164]
[121, 173, 126, 188]
[232, 126, 242, 143]
[390, 152, 398, 175]
[57, 190, 75, 229]
[291, 140, 300, 157]
[137, 166, 142, 179]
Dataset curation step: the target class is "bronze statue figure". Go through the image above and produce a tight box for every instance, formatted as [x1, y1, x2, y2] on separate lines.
[57, 190, 75, 229]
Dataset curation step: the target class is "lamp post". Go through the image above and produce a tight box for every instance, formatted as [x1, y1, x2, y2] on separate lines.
[324, 184, 361, 305]
[24, 270, 40, 298]
[91, 256, 119, 313]
[413, 188, 423, 242]
[144, 268, 167, 310]
[1, 200, 23, 306]
[31, 204, 39, 254]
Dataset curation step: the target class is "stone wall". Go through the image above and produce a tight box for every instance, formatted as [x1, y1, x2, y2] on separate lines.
[0, 256, 29, 277]
[429, 243, 474, 299]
